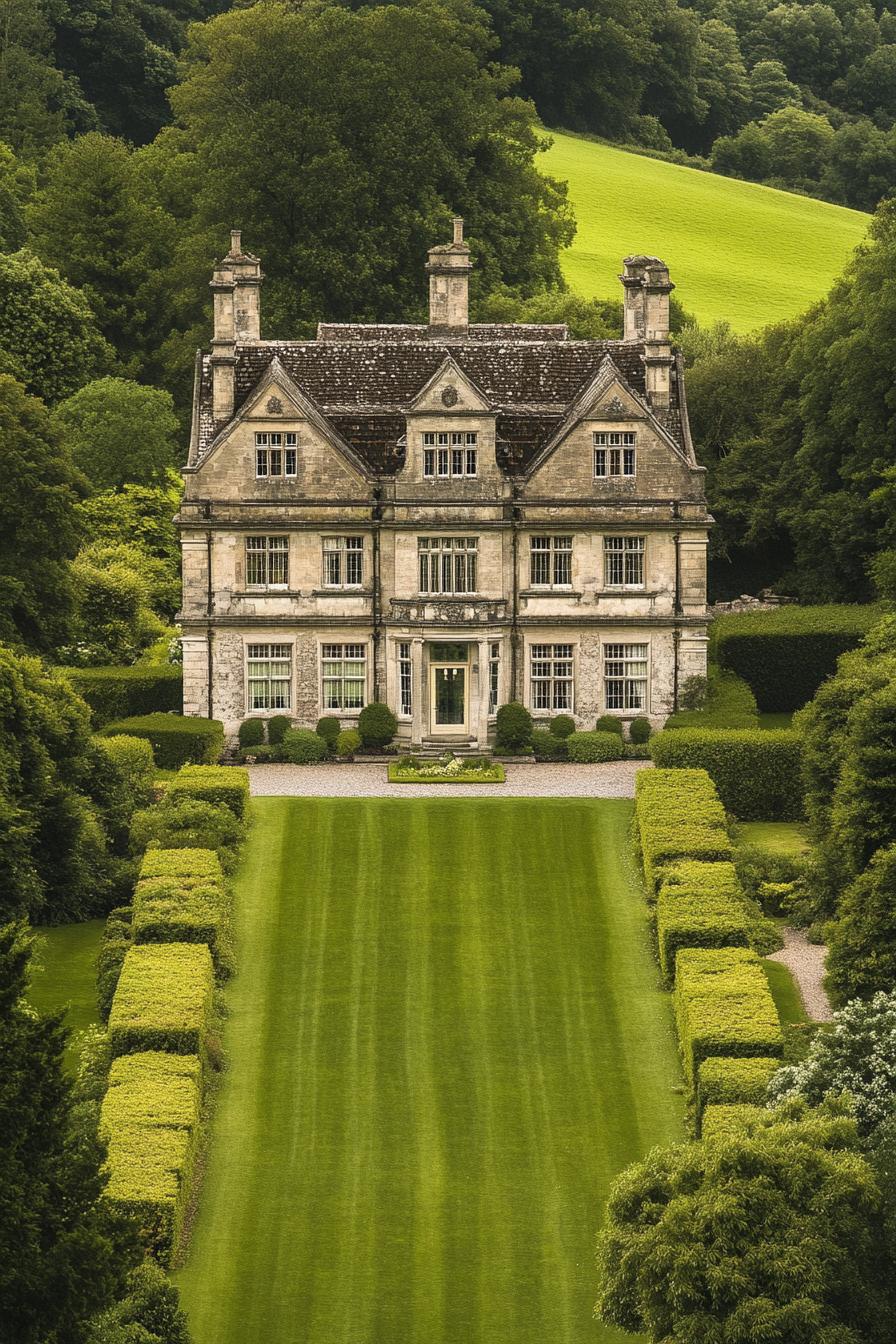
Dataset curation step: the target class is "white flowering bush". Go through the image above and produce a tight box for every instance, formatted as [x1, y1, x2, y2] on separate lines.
[770, 990, 896, 1134]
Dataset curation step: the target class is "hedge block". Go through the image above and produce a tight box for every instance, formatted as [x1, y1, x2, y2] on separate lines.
[635, 768, 732, 894]
[650, 728, 804, 821]
[697, 1055, 781, 1117]
[108, 943, 214, 1057]
[656, 873, 751, 982]
[132, 877, 231, 977]
[101, 1052, 202, 1134]
[674, 946, 784, 1089]
[102, 714, 224, 769]
[139, 848, 224, 886]
[62, 664, 183, 727]
[700, 1103, 767, 1142]
[167, 765, 250, 818]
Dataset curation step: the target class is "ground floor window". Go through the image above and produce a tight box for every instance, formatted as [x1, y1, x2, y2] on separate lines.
[398, 641, 412, 717]
[321, 643, 366, 711]
[604, 643, 648, 710]
[530, 643, 574, 711]
[247, 643, 292, 711]
[489, 641, 500, 715]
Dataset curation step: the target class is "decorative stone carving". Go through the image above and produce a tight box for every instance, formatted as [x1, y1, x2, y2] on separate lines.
[598, 396, 627, 417]
[391, 598, 506, 623]
[441, 386, 459, 407]
[266, 396, 283, 414]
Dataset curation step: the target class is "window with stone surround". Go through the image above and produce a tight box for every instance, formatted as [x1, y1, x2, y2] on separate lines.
[255, 432, 297, 478]
[594, 431, 636, 478]
[530, 643, 574, 712]
[422, 431, 477, 478]
[603, 535, 645, 587]
[418, 537, 478, 594]
[246, 643, 292, 711]
[603, 643, 648, 711]
[530, 535, 572, 587]
[398, 642, 412, 717]
[245, 535, 289, 588]
[321, 643, 367, 711]
[322, 536, 363, 587]
[489, 641, 500, 715]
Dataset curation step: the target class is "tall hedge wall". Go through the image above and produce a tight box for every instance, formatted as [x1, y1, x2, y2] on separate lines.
[102, 714, 224, 768]
[131, 846, 232, 976]
[108, 943, 215, 1057]
[62, 665, 183, 727]
[167, 765, 250, 818]
[635, 768, 733, 894]
[656, 863, 751, 982]
[673, 947, 784, 1087]
[649, 728, 804, 820]
[711, 605, 878, 712]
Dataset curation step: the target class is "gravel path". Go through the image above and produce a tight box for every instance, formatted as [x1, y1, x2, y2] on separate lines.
[768, 926, 833, 1022]
[247, 759, 651, 799]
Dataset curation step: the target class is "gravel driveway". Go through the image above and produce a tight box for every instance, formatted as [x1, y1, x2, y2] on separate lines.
[247, 760, 651, 799]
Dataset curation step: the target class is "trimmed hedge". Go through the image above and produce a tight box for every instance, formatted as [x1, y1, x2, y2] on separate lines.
[139, 848, 225, 885]
[664, 666, 758, 730]
[700, 1103, 767, 1142]
[650, 728, 804, 820]
[697, 1055, 780, 1115]
[358, 702, 397, 748]
[656, 863, 751, 982]
[280, 727, 327, 764]
[131, 847, 230, 976]
[61, 664, 183, 727]
[102, 714, 224, 768]
[108, 943, 214, 1057]
[674, 946, 784, 1089]
[167, 765, 250, 818]
[567, 730, 624, 763]
[532, 729, 568, 761]
[712, 605, 878, 712]
[635, 769, 733, 895]
[98, 906, 133, 1021]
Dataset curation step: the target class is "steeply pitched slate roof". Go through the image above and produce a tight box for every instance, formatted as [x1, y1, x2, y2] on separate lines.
[194, 328, 686, 475]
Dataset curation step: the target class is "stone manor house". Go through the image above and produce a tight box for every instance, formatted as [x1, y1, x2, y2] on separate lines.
[178, 222, 709, 748]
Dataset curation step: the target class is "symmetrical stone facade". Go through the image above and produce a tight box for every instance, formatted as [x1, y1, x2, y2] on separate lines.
[178, 223, 709, 747]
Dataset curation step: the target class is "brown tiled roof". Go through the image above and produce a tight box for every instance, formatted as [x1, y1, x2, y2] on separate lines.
[317, 322, 569, 343]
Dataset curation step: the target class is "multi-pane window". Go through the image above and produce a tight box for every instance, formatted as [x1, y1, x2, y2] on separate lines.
[488, 641, 500, 715]
[418, 537, 478, 594]
[245, 535, 289, 588]
[322, 536, 363, 587]
[246, 643, 291, 711]
[594, 431, 636, 478]
[321, 643, 366, 711]
[604, 643, 648, 711]
[530, 535, 573, 587]
[422, 432, 478, 478]
[255, 432, 297, 478]
[530, 643, 574, 711]
[604, 535, 645, 587]
[398, 641, 412, 717]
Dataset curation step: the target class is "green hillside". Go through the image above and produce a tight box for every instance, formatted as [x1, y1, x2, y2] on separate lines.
[542, 131, 870, 332]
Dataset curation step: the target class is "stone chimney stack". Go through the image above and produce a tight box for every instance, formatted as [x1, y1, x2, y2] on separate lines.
[426, 216, 472, 334]
[643, 259, 674, 410]
[209, 231, 263, 422]
[620, 256, 648, 340]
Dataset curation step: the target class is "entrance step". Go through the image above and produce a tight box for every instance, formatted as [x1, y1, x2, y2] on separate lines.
[414, 738, 484, 758]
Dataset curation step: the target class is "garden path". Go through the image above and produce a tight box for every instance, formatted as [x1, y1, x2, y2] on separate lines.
[767, 927, 832, 1022]
[247, 759, 650, 798]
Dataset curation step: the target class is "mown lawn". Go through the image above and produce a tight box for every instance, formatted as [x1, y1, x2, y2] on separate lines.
[178, 797, 685, 1344]
[541, 131, 869, 332]
[26, 919, 104, 1071]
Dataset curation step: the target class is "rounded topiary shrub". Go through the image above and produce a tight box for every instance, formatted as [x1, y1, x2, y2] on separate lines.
[567, 730, 625, 763]
[495, 701, 533, 752]
[316, 716, 341, 753]
[595, 715, 624, 736]
[550, 714, 576, 739]
[629, 716, 653, 744]
[336, 729, 361, 759]
[238, 718, 265, 748]
[358, 702, 397, 749]
[280, 728, 328, 764]
[532, 729, 568, 761]
[266, 715, 292, 746]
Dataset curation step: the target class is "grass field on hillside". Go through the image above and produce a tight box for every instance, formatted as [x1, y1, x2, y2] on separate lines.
[178, 797, 685, 1344]
[541, 131, 869, 332]
[27, 920, 104, 1070]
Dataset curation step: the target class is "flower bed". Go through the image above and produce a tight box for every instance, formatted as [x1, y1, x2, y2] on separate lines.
[387, 754, 506, 783]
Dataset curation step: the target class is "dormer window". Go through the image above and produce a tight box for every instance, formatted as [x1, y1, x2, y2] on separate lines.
[255, 432, 297, 478]
[594, 431, 635, 478]
[423, 431, 477, 478]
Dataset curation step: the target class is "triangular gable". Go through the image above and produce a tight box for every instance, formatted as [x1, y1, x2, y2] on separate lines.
[196, 355, 374, 482]
[406, 354, 493, 415]
[523, 354, 689, 480]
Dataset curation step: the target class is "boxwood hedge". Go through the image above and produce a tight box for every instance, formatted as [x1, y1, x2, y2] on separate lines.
[131, 848, 230, 974]
[61, 664, 183, 727]
[664, 666, 758, 730]
[139, 847, 225, 886]
[102, 714, 224, 768]
[108, 943, 214, 1057]
[167, 765, 250, 818]
[674, 946, 784, 1089]
[700, 1103, 767, 1142]
[635, 769, 733, 895]
[656, 866, 751, 983]
[650, 727, 804, 820]
[567, 730, 624, 763]
[697, 1055, 780, 1116]
[712, 605, 878, 712]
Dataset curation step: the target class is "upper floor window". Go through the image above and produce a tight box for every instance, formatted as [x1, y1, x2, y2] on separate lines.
[255, 432, 297, 478]
[594, 431, 635, 478]
[418, 537, 477, 594]
[246, 535, 289, 588]
[604, 535, 645, 587]
[530, 535, 572, 587]
[247, 643, 291, 711]
[323, 536, 363, 587]
[423, 431, 477, 478]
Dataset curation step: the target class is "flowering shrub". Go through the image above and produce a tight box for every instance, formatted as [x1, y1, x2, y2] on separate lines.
[388, 752, 505, 783]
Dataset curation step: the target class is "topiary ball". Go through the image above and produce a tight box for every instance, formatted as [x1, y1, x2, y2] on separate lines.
[280, 728, 328, 764]
[316, 715, 341, 752]
[358, 702, 398, 748]
[550, 714, 576, 739]
[629, 716, 653, 744]
[595, 714, 624, 736]
[266, 715, 292, 746]
[238, 718, 265, 748]
[495, 701, 534, 752]
[336, 728, 361, 759]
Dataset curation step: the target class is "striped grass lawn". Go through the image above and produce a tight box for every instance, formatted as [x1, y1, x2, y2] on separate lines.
[177, 797, 685, 1344]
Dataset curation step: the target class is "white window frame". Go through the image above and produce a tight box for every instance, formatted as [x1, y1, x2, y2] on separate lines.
[488, 641, 500, 716]
[594, 431, 636, 478]
[418, 537, 478, 595]
[530, 535, 573, 588]
[603, 535, 645, 588]
[398, 641, 412, 718]
[320, 642, 368, 713]
[245, 535, 289, 589]
[322, 536, 364, 588]
[603, 642, 649, 712]
[255, 432, 298, 479]
[422, 431, 478, 479]
[529, 643, 574, 713]
[245, 642, 292, 712]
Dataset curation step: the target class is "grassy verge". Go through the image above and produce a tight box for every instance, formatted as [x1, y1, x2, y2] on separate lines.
[762, 958, 810, 1027]
[26, 920, 104, 1070]
[177, 797, 685, 1344]
[735, 821, 810, 857]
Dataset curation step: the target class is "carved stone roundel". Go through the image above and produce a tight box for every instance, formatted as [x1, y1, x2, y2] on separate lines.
[266, 396, 283, 415]
[441, 386, 459, 407]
